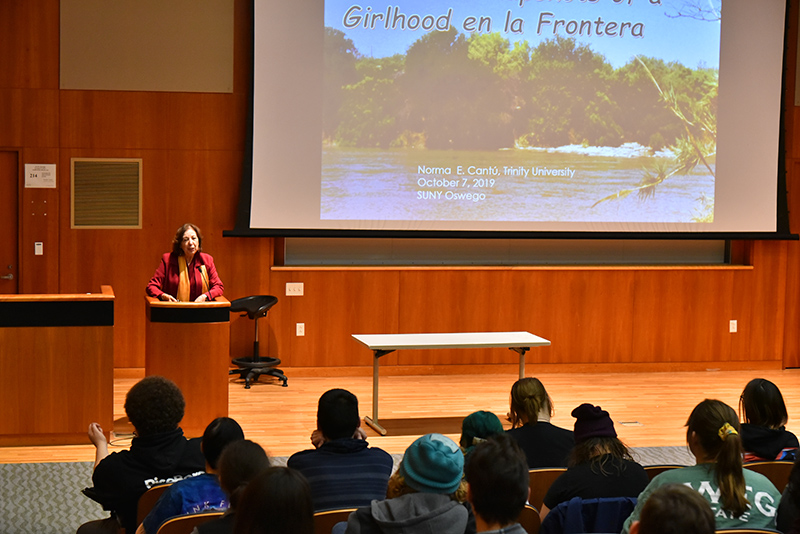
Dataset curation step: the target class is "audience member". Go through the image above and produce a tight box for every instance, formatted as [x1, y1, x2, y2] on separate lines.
[621, 399, 781, 533]
[460, 411, 505, 462]
[628, 484, 715, 534]
[78, 376, 205, 534]
[465, 434, 529, 533]
[540, 403, 648, 519]
[233, 467, 314, 534]
[138, 417, 245, 534]
[739, 378, 798, 461]
[345, 433, 473, 534]
[192, 440, 271, 534]
[505, 377, 574, 468]
[287, 388, 393, 511]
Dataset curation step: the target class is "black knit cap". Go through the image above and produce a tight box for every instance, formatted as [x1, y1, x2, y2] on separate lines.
[572, 403, 617, 442]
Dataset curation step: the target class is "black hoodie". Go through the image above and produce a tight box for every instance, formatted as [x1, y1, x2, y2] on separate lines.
[741, 423, 799, 461]
[89, 427, 204, 533]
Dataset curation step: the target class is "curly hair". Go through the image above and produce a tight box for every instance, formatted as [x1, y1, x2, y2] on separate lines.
[124, 375, 185, 437]
[171, 223, 203, 256]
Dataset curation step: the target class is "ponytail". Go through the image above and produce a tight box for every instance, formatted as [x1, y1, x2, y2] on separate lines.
[714, 423, 748, 517]
[687, 400, 749, 517]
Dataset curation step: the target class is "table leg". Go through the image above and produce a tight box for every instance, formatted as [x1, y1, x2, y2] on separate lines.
[364, 350, 387, 435]
[510, 347, 530, 380]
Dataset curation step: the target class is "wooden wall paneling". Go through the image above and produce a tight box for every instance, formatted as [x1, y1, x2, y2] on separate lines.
[269, 269, 402, 368]
[631, 269, 735, 364]
[20, 147, 59, 294]
[396, 268, 636, 366]
[397, 269, 521, 366]
[0, 0, 59, 89]
[730, 240, 787, 363]
[223, 238, 274, 364]
[783, 240, 800, 368]
[520, 269, 637, 365]
[233, 0, 253, 94]
[59, 92, 246, 151]
[0, 89, 60, 148]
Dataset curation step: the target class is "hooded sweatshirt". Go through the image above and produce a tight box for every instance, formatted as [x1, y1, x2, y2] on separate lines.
[345, 493, 470, 534]
[741, 423, 799, 461]
[89, 427, 205, 533]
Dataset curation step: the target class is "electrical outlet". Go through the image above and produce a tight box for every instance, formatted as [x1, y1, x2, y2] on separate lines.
[296, 323, 305, 336]
[729, 320, 737, 333]
[286, 282, 304, 296]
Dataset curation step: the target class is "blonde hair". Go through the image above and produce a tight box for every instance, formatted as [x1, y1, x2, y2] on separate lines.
[509, 377, 553, 429]
[386, 471, 468, 503]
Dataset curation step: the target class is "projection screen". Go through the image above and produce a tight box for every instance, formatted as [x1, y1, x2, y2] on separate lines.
[247, 0, 787, 236]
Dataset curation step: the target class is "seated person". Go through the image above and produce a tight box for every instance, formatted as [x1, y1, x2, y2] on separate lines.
[629, 484, 715, 534]
[137, 417, 245, 534]
[540, 403, 648, 519]
[739, 377, 798, 461]
[465, 434, 529, 533]
[192, 440, 271, 534]
[78, 376, 205, 534]
[345, 433, 475, 534]
[505, 377, 574, 468]
[621, 399, 781, 534]
[233, 467, 314, 534]
[460, 411, 504, 462]
[287, 388, 393, 511]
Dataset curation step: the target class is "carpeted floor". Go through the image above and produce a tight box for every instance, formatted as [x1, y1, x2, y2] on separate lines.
[0, 447, 693, 534]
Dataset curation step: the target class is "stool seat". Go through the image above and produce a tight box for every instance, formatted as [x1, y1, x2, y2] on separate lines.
[229, 295, 278, 319]
[229, 294, 287, 388]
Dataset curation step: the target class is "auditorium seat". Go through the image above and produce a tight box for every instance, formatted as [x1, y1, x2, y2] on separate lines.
[228, 295, 287, 388]
[528, 468, 566, 510]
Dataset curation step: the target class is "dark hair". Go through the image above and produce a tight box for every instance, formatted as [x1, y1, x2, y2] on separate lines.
[568, 436, 634, 475]
[233, 467, 314, 534]
[464, 434, 529, 526]
[171, 223, 203, 255]
[317, 388, 360, 440]
[124, 375, 184, 437]
[637, 484, 715, 534]
[509, 377, 553, 429]
[739, 378, 789, 429]
[202, 417, 245, 470]
[686, 399, 748, 517]
[218, 440, 271, 509]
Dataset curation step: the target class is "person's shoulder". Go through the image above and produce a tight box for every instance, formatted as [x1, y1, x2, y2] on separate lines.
[198, 252, 215, 263]
[287, 448, 318, 466]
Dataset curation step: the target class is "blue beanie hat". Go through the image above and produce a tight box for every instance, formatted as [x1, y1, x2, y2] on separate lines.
[400, 433, 464, 494]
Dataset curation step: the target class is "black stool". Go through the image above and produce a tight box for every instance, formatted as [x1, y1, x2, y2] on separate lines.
[229, 295, 288, 388]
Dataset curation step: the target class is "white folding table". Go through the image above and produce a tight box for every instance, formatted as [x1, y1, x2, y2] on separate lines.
[352, 331, 551, 435]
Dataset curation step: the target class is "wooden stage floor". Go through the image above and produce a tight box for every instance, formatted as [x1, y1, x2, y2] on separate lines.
[3, 369, 800, 464]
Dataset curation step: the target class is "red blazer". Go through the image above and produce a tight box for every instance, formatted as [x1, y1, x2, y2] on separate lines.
[146, 252, 224, 301]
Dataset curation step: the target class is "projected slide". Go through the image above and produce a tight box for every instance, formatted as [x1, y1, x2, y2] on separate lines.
[321, 0, 720, 224]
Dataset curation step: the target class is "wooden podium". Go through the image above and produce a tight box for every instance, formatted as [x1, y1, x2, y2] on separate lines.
[0, 286, 114, 445]
[145, 296, 230, 437]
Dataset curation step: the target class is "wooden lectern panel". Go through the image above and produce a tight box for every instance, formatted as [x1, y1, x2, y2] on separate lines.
[145, 297, 230, 437]
[0, 286, 114, 445]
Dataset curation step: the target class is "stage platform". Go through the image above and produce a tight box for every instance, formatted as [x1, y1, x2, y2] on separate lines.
[2, 368, 800, 463]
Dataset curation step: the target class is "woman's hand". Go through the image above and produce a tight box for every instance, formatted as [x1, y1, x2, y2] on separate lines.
[194, 293, 209, 303]
[160, 293, 177, 302]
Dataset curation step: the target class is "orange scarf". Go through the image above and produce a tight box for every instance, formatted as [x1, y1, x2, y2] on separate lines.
[177, 256, 210, 302]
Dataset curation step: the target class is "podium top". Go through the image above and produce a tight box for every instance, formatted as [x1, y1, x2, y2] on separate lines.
[145, 295, 230, 308]
[0, 285, 115, 302]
